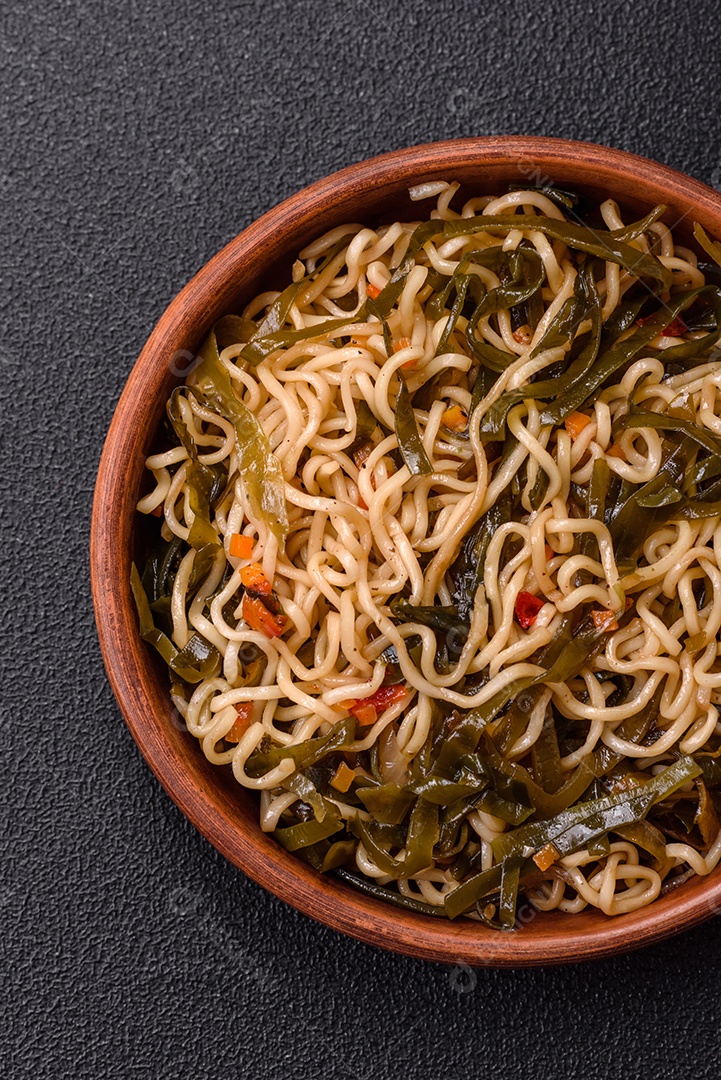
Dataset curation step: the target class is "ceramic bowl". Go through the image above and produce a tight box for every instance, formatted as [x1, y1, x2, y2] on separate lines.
[91, 137, 721, 966]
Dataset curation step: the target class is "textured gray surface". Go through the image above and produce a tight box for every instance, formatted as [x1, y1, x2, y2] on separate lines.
[3, 0, 721, 1077]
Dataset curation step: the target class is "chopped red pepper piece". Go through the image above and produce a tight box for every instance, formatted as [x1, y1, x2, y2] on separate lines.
[348, 684, 407, 719]
[512, 324, 532, 345]
[514, 591, 544, 629]
[353, 704, 377, 727]
[226, 701, 253, 742]
[242, 594, 288, 638]
[240, 563, 272, 595]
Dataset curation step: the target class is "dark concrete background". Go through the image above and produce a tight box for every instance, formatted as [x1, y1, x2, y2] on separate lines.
[3, 1, 721, 1077]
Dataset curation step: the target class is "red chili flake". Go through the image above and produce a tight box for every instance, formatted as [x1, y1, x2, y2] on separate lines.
[514, 591, 544, 629]
[661, 316, 687, 337]
[637, 314, 687, 336]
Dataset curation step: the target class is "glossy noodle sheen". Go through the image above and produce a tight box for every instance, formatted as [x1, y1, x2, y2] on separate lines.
[135, 182, 721, 928]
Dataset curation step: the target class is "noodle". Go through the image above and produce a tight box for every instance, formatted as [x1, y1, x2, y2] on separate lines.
[134, 181, 721, 927]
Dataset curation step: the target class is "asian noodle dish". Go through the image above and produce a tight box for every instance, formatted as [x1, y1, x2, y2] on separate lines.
[133, 181, 721, 926]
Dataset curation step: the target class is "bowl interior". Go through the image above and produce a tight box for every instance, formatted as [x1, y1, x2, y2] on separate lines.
[92, 137, 721, 965]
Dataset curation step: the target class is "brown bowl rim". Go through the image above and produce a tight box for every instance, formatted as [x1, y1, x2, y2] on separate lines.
[91, 136, 721, 966]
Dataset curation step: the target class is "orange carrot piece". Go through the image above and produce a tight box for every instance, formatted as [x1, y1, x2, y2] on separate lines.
[393, 337, 416, 368]
[564, 411, 592, 439]
[533, 841, 561, 871]
[441, 404, 468, 432]
[591, 609, 619, 632]
[229, 534, 253, 559]
[606, 443, 626, 459]
[330, 761, 356, 793]
[367, 282, 381, 300]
